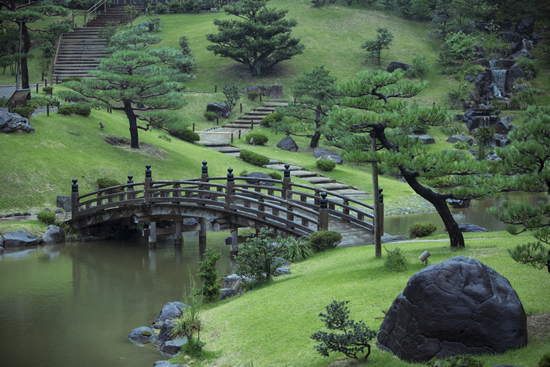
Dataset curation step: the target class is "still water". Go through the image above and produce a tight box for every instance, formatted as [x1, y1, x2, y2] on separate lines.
[0, 192, 547, 367]
[0, 232, 233, 367]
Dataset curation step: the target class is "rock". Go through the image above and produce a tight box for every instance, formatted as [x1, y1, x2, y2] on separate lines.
[313, 148, 343, 164]
[0, 112, 35, 133]
[445, 135, 473, 146]
[128, 326, 157, 345]
[274, 257, 290, 266]
[475, 71, 490, 94]
[53, 209, 63, 214]
[156, 319, 176, 347]
[464, 75, 475, 83]
[459, 223, 488, 232]
[495, 116, 512, 134]
[160, 338, 188, 358]
[409, 134, 435, 145]
[42, 225, 65, 244]
[276, 267, 291, 275]
[377, 257, 528, 362]
[382, 234, 407, 243]
[152, 302, 188, 328]
[56, 195, 72, 212]
[153, 361, 185, 367]
[473, 44, 484, 58]
[0, 245, 4, 254]
[220, 288, 238, 300]
[22, 212, 31, 216]
[206, 103, 230, 118]
[269, 85, 283, 98]
[182, 218, 199, 226]
[223, 274, 253, 288]
[387, 62, 413, 73]
[505, 64, 526, 94]
[491, 59, 516, 70]
[516, 18, 534, 35]
[4, 213, 13, 218]
[136, 22, 154, 31]
[500, 30, 522, 43]
[277, 135, 299, 152]
[13, 212, 22, 217]
[243, 172, 274, 186]
[446, 198, 471, 208]
[3, 230, 41, 247]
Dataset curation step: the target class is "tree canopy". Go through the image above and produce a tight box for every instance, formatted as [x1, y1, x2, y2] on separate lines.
[361, 27, 393, 65]
[327, 69, 502, 248]
[274, 66, 340, 148]
[206, 0, 305, 77]
[59, 27, 192, 149]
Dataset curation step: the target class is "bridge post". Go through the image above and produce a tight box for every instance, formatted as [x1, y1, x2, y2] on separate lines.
[71, 178, 79, 217]
[378, 187, 384, 236]
[201, 160, 208, 181]
[371, 133, 382, 258]
[230, 223, 238, 256]
[282, 163, 291, 200]
[126, 175, 134, 200]
[319, 192, 329, 231]
[199, 161, 208, 245]
[225, 167, 234, 210]
[174, 220, 182, 245]
[149, 221, 157, 248]
[144, 164, 152, 204]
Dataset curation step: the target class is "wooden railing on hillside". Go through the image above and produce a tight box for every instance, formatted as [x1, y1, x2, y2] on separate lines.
[70, 162, 376, 235]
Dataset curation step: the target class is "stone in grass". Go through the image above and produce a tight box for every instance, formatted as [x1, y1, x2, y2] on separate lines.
[128, 326, 156, 345]
[313, 147, 343, 164]
[409, 134, 435, 145]
[160, 337, 188, 358]
[377, 256, 527, 363]
[277, 135, 299, 152]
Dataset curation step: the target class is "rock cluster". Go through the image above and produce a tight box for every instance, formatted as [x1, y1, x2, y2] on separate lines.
[0, 111, 34, 133]
[245, 85, 283, 98]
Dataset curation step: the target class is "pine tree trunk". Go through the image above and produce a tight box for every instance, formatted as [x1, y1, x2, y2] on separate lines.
[123, 100, 140, 149]
[21, 21, 30, 89]
[310, 107, 322, 148]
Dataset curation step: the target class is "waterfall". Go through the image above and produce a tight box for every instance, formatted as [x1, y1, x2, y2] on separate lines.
[491, 69, 507, 98]
[521, 39, 533, 52]
[488, 60, 495, 69]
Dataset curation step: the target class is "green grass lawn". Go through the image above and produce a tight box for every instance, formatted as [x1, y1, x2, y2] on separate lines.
[168, 232, 550, 366]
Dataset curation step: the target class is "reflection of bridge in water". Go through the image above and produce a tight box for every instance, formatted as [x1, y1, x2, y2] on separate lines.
[68, 163, 380, 250]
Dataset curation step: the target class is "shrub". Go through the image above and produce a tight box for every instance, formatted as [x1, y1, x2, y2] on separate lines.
[234, 228, 282, 283]
[170, 281, 204, 357]
[74, 105, 91, 117]
[204, 111, 217, 121]
[261, 112, 283, 127]
[516, 58, 538, 79]
[411, 122, 429, 134]
[197, 248, 222, 302]
[223, 84, 240, 111]
[246, 132, 268, 145]
[43, 86, 53, 94]
[268, 171, 282, 180]
[248, 91, 259, 101]
[168, 0, 183, 13]
[440, 31, 475, 63]
[538, 352, 550, 367]
[168, 128, 200, 143]
[441, 121, 470, 137]
[384, 247, 409, 272]
[61, 77, 81, 83]
[409, 222, 437, 238]
[37, 210, 57, 225]
[11, 107, 35, 119]
[309, 231, 342, 252]
[454, 141, 471, 150]
[240, 149, 270, 166]
[311, 300, 377, 360]
[277, 237, 313, 262]
[403, 55, 429, 79]
[154, 3, 168, 13]
[426, 354, 485, 367]
[316, 159, 336, 172]
[58, 104, 75, 115]
[96, 177, 122, 194]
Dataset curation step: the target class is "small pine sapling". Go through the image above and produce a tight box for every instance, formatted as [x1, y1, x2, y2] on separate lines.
[311, 300, 377, 360]
[197, 248, 222, 301]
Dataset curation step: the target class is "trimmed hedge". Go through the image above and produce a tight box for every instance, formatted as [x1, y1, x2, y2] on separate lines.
[240, 149, 270, 166]
[58, 104, 75, 115]
[43, 86, 53, 94]
[309, 231, 342, 252]
[12, 107, 35, 119]
[75, 105, 91, 117]
[204, 111, 217, 121]
[96, 177, 123, 194]
[246, 132, 268, 145]
[261, 113, 283, 127]
[248, 91, 259, 101]
[409, 222, 437, 238]
[316, 159, 336, 172]
[37, 210, 57, 225]
[168, 128, 200, 143]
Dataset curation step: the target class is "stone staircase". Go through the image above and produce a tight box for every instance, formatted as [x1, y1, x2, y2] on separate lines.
[52, 5, 143, 81]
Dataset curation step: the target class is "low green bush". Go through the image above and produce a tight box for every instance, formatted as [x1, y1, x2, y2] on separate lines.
[246, 132, 268, 145]
[240, 149, 270, 166]
[412, 122, 429, 134]
[409, 222, 437, 238]
[403, 55, 429, 79]
[384, 247, 409, 272]
[43, 86, 53, 94]
[204, 111, 217, 121]
[516, 58, 538, 79]
[278, 237, 313, 262]
[37, 210, 57, 225]
[316, 159, 336, 172]
[309, 231, 342, 252]
[74, 105, 91, 117]
[261, 113, 283, 127]
[454, 141, 470, 150]
[248, 91, 259, 101]
[441, 121, 470, 137]
[154, 3, 168, 13]
[268, 171, 282, 180]
[11, 107, 35, 119]
[58, 104, 75, 115]
[538, 352, 550, 367]
[168, 128, 200, 143]
[96, 177, 123, 194]
[426, 354, 485, 367]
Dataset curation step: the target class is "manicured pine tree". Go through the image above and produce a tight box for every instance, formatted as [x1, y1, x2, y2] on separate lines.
[361, 27, 393, 65]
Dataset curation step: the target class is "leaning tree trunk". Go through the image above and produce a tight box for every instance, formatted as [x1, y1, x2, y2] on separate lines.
[309, 106, 322, 148]
[123, 100, 140, 149]
[21, 21, 30, 89]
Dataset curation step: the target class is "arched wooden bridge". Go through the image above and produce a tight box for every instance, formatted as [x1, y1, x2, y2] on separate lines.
[68, 163, 381, 248]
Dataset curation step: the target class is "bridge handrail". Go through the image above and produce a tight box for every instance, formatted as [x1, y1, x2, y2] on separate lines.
[232, 188, 319, 217]
[288, 182, 375, 210]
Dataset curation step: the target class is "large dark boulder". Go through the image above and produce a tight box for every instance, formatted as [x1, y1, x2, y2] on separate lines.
[387, 62, 413, 73]
[313, 148, 343, 164]
[152, 302, 188, 328]
[128, 326, 156, 345]
[277, 135, 299, 152]
[206, 103, 230, 118]
[495, 116, 512, 134]
[42, 225, 65, 244]
[505, 64, 526, 94]
[377, 257, 527, 363]
[409, 134, 435, 145]
[445, 135, 473, 146]
[458, 223, 488, 232]
[269, 85, 283, 98]
[160, 338, 188, 358]
[516, 19, 534, 35]
[0, 245, 4, 254]
[0, 112, 34, 133]
[243, 172, 275, 186]
[56, 195, 72, 212]
[3, 230, 41, 247]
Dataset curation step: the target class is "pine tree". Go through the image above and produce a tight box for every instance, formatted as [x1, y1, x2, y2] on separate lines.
[361, 27, 393, 65]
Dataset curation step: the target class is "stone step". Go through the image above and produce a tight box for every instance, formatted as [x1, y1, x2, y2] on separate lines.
[329, 189, 372, 199]
[315, 183, 350, 190]
[263, 164, 303, 171]
[263, 102, 289, 107]
[289, 170, 318, 178]
[212, 146, 242, 153]
[300, 176, 332, 184]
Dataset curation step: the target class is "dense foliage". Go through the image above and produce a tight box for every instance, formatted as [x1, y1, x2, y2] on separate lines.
[234, 228, 282, 283]
[316, 159, 336, 172]
[361, 27, 394, 64]
[384, 247, 409, 272]
[37, 210, 57, 225]
[409, 222, 437, 238]
[309, 231, 342, 252]
[196, 248, 222, 302]
[246, 132, 269, 146]
[239, 149, 270, 166]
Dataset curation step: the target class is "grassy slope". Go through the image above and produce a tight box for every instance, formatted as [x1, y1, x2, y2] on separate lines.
[173, 233, 550, 367]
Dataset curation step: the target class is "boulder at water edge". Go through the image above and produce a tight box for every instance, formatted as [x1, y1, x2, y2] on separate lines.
[377, 256, 527, 362]
[152, 302, 188, 328]
[43, 225, 65, 244]
[3, 230, 41, 247]
[128, 326, 157, 345]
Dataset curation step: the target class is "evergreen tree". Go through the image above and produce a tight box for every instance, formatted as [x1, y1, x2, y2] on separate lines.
[361, 27, 393, 65]
[59, 27, 191, 149]
[328, 69, 502, 248]
[274, 66, 340, 148]
[0, 0, 70, 88]
[206, 0, 305, 77]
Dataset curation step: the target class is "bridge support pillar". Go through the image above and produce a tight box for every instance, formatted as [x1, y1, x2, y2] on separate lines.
[230, 224, 238, 256]
[174, 219, 182, 245]
[148, 221, 157, 248]
[199, 217, 207, 245]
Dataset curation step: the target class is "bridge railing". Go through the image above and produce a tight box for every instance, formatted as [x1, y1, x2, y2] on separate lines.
[70, 162, 378, 235]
